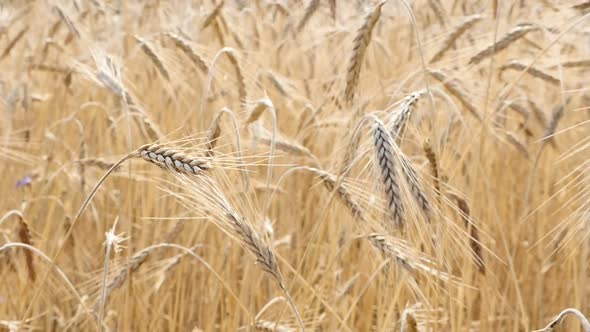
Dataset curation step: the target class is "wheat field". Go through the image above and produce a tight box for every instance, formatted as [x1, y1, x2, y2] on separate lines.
[0, 0, 589, 331]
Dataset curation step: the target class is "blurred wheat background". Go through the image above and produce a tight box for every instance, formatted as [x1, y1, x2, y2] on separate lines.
[0, 0, 589, 331]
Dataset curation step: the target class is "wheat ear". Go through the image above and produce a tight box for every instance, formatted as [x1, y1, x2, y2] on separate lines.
[562, 59, 590, 68]
[429, 69, 482, 120]
[0, 26, 28, 60]
[451, 194, 485, 274]
[306, 167, 365, 220]
[134, 35, 170, 81]
[423, 139, 440, 196]
[221, 207, 304, 331]
[202, 0, 225, 28]
[297, 0, 320, 32]
[166, 32, 209, 73]
[16, 214, 36, 282]
[344, 1, 387, 104]
[373, 118, 404, 229]
[430, 15, 481, 63]
[500, 61, 560, 86]
[400, 154, 432, 218]
[401, 307, 419, 332]
[469, 24, 539, 65]
[390, 90, 425, 140]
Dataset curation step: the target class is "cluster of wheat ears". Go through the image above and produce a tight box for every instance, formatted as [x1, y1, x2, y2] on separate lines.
[0, 0, 589, 331]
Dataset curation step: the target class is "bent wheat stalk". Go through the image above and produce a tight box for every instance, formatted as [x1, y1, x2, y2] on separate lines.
[22, 142, 211, 321]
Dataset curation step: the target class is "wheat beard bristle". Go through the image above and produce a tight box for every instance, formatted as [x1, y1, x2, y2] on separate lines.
[137, 144, 211, 175]
[373, 119, 404, 229]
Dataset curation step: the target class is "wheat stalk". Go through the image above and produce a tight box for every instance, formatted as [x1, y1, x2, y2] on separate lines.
[200, 47, 246, 117]
[344, 1, 387, 104]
